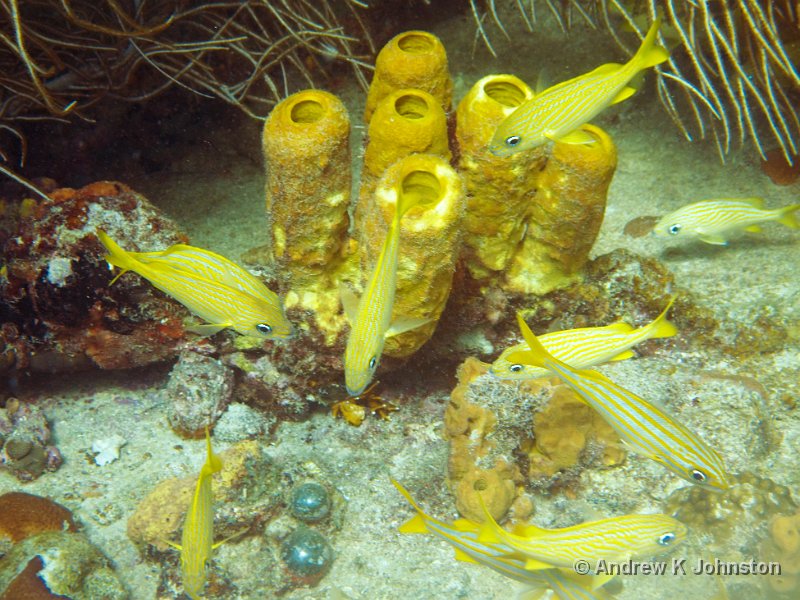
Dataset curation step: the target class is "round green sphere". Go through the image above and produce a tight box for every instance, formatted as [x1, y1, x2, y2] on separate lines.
[290, 482, 331, 522]
[281, 527, 333, 577]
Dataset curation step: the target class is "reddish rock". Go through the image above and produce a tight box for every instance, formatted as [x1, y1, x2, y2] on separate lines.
[0, 181, 189, 375]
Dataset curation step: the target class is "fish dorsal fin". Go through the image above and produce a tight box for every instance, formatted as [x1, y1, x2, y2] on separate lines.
[398, 514, 429, 534]
[452, 548, 479, 564]
[339, 282, 359, 324]
[512, 522, 548, 537]
[588, 62, 622, 76]
[552, 128, 598, 145]
[742, 197, 765, 209]
[386, 316, 432, 338]
[597, 322, 635, 334]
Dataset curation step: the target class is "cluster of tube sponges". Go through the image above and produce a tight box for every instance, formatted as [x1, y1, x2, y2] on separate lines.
[261, 30, 617, 359]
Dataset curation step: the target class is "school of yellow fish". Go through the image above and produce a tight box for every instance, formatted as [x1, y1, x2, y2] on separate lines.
[90, 14, 800, 599]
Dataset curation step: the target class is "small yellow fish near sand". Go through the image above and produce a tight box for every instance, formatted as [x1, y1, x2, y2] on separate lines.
[342, 187, 431, 396]
[165, 428, 225, 600]
[477, 504, 687, 573]
[392, 479, 612, 598]
[652, 198, 800, 245]
[491, 298, 676, 380]
[489, 17, 669, 156]
[97, 230, 292, 339]
[508, 314, 731, 491]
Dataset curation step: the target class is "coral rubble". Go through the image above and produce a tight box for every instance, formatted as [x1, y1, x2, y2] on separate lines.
[0, 399, 61, 481]
[166, 351, 235, 438]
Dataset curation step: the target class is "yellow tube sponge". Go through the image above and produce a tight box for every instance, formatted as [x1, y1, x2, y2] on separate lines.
[262, 89, 352, 287]
[364, 89, 451, 181]
[455, 74, 544, 280]
[364, 30, 452, 123]
[505, 124, 617, 295]
[359, 153, 464, 358]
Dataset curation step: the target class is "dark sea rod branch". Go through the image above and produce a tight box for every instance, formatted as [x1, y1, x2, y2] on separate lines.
[0, 0, 372, 188]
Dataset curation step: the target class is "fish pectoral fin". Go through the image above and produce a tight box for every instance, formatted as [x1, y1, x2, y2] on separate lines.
[339, 282, 359, 324]
[452, 548, 479, 564]
[452, 518, 480, 532]
[611, 85, 638, 105]
[160, 538, 182, 551]
[398, 514, 429, 534]
[588, 573, 615, 591]
[697, 233, 729, 245]
[212, 528, 247, 550]
[187, 323, 230, 336]
[744, 224, 762, 233]
[552, 129, 598, 145]
[609, 349, 636, 362]
[524, 557, 556, 570]
[386, 316, 432, 338]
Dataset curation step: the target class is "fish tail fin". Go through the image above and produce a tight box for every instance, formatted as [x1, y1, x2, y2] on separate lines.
[633, 17, 670, 71]
[202, 427, 223, 475]
[505, 313, 553, 369]
[392, 479, 430, 534]
[776, 203, 800, 229]
[96, 229, 138, 285]
[645, 296, 678, 339]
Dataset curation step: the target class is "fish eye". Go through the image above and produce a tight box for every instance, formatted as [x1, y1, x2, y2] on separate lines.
[668, 224, 682, 235]
[368, 356, 377, 370]
[690, 468, 708, 483]
[505, 135, 521, 147]
[509, 364, 524, 373]
[657, 532, 676, 546]
[256, 323, 272, 335]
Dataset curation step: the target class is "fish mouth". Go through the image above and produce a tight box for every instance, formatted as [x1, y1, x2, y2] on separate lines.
[487, 145, 511, 157]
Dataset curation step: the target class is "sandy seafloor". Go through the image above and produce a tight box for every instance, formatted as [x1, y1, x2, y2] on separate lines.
[2, 6, 799, 600]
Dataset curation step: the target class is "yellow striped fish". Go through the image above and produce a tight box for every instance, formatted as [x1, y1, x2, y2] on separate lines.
[97, 230, 291, 339]
[342, 191, 431, 396]
[489, 17, 669, 156]
[392, 480, 611, 599]
[478, 505, 686, 573]
[491, 299, 676, 380]
[653, 198, 800, 245]
[165, 428, 223, 600]
[508, 314, 731, 491]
